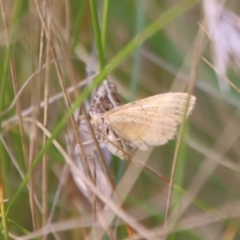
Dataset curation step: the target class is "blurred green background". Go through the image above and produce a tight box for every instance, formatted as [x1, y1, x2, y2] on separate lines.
[0, 0, 240, 239]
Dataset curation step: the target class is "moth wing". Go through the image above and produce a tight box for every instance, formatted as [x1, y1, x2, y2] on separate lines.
[107, 93, 195, 117]
[104, 113, 178, 150]
[104, 93, 195, 150]
[88, 80, 122, 116]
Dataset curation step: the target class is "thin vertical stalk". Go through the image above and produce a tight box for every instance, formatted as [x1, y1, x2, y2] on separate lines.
[0, 173, 9, 240]
[71, 0, 87, 53]
[163, 19, 205, 238]
[89, 0, 105, 70]
[41, 0, 50, 235]
[101, 0, 109, 51]
[130, 0, 146, 101]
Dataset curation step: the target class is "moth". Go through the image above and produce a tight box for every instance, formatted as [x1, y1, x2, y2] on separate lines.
[87, 80, 196, 160]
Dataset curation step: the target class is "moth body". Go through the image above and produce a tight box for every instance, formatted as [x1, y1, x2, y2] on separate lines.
[90, 112, 133, 159]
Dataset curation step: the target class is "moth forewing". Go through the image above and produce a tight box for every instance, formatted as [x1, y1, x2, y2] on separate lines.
[104, 93, 195, 117]
[88, 80, 123, 116]
[104, 93, 196, 151]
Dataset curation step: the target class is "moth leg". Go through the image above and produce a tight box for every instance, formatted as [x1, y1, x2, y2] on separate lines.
[79, 115, 87, 125]
[110, 137, 122, 142]
[81, 139, 95, 146]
